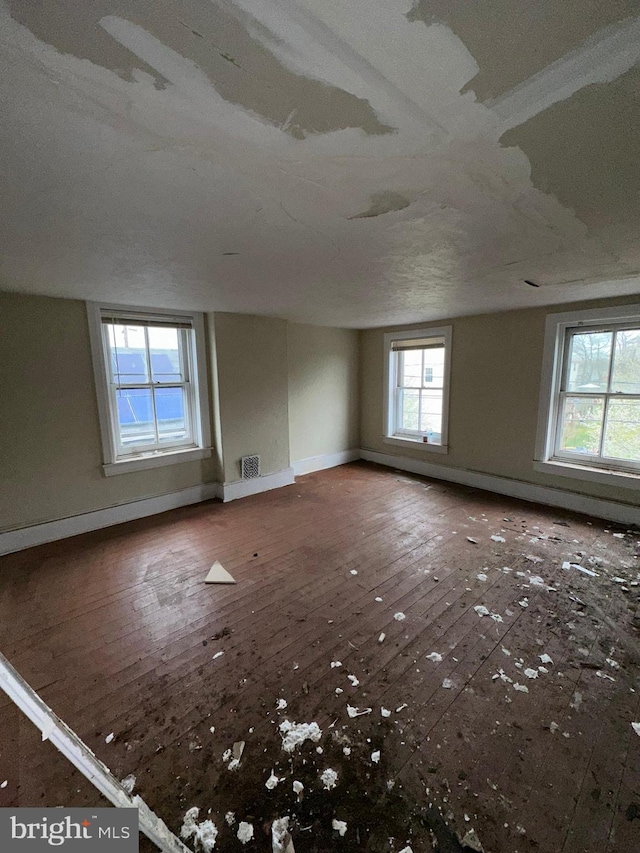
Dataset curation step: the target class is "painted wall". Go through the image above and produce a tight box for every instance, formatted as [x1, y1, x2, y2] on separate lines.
[287, 324, 359, 463]
[214, 313, 290, 483]
[0, 290, 218, 532]
[360, 296, 640, 508]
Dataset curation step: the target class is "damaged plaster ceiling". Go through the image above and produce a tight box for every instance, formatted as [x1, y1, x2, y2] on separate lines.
[0, 0, 639, 327]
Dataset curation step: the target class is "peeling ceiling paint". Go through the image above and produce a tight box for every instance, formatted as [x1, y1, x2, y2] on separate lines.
[0, 0, 639, 327]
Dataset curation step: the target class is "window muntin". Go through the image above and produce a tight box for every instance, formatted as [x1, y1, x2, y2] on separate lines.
[552, 323, 640, 470]
[384, 328, 451, 448]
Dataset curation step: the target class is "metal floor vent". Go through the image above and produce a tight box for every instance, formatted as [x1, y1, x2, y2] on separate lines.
[241, 454, 261, 480]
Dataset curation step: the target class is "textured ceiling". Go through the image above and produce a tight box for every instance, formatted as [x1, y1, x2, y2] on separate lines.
[1, 0, 639, 327]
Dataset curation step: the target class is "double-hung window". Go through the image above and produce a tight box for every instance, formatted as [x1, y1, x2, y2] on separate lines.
[383, 327, 452, 452]
[87, 304, 211, 475]
[535, 304, 640, 484]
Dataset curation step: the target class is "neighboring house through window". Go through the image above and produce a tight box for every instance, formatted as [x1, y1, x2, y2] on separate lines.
[383, 326, 452, 453]
[87, 303, 211, 475]
[535, 303, 640, 486]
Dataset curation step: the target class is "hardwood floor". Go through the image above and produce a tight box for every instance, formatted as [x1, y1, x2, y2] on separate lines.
[1, 461, 638, 852]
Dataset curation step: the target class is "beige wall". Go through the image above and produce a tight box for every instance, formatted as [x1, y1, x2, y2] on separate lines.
[214, 313, 290, 483]
[361, 295, 640, 508]
[287, 324, 359, 463]
[0, 291, 218, 531]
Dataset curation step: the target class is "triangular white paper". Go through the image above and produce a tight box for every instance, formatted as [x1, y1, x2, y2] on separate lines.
[204, 561, 236, 584]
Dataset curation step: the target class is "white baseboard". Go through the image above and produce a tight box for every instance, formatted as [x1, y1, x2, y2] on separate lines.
[360, 448, 639, 526]
[221, 467, 296, 502]
[292, 448, 360, 477]
[0, 482, 222, 556]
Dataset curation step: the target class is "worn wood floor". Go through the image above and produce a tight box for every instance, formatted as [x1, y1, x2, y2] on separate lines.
[1, 461, 639, 852]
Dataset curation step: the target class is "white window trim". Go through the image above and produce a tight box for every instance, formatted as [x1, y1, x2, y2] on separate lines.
[382, 326, 452, 454]
[87, 302, 212, 476]
[534, 302, 640, 490]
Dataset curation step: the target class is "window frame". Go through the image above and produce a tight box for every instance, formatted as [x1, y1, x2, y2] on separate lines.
[534, 303, 640, 487]
[87, 302, 212, 476]
[382, 326, 452, 454]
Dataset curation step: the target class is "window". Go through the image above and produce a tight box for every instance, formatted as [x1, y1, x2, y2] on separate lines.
[87, 304, 211, 475]
[383, 327, 452, 452]
[535, 304, 640, 484]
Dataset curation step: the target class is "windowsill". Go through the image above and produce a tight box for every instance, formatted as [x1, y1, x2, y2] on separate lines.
[383, 435, 448, 454]
[533, 459, 640, 490]
[103, 446, 212, 477]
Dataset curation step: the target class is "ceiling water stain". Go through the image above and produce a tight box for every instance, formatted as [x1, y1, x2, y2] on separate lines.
[8, 0, 393, 139]
[406, 0, 637, 100]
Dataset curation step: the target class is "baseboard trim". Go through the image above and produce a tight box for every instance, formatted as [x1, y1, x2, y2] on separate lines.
[221, 467, 296, 502]
[292, 448, 360, 477]
[360, 448, 638, 526]
[0, 482, 222, 556]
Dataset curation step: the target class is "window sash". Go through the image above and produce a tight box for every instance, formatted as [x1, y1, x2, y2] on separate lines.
[550, 323, 640, 473]
[102, 324, 197, 458]
[393, 347, 445, 441]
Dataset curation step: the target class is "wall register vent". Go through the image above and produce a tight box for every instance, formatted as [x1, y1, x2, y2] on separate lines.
[241, 455, 261, 480]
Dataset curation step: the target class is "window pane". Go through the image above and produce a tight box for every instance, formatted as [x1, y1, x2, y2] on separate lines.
[116, 388, 155, 446]
[558, 396, 604, 455]
[611, 328, 640, 394]
[149, 326, 184, 383]
[603, 399, 640, 462]
[423, 347, 445, 388]
[155, 387, 188, 443]
[399, 388, 419, 431]
[107, 324, 149, 384]
[400, 351, 422, 388]
[419, 390, 443, 440]
[566, 331, 612, 392]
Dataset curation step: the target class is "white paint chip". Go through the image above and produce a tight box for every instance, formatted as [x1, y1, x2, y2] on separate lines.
[375, 597, 383, 602]
[381, 707, 391, 717]
[265, 771, 282, 790]
[332, 819, 347, 836]
[442, 678, 455, 689]
[330, 661, 342, 668]
[426, 652, 443, 663]
[539, 654, 553, 665]
[204, 561, 236, 584]
[524, 668, 538, 679]
[476, 573, 488, 582]
[347, 705, 372, 718]
[394, 612, 406, 621]
[276, 698, 288, 710]
[378, 632, 386, 643]
[513, 683, 529, 693]
[491, 535, 506, 543]
[279, 720, 322, 752]
[105, 733, 114, 744]
[320, 768, 338, 790]
[371, 750, 380, 764]
[237, 823, 254, 845]
[350, 570, 358, 575]
[0, 780, 7, 789]
[347, 675, 359, 687]
[632, 722, 640, 737]
[212, 651, 224, 660]
[181, 808, 218, 853]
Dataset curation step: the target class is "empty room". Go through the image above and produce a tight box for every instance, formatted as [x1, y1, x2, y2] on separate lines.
[1, 2, 639, 852]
